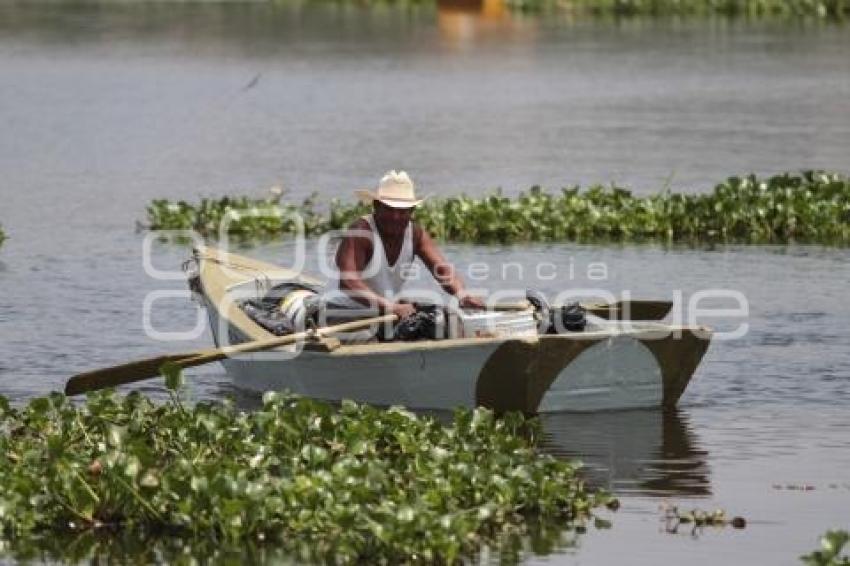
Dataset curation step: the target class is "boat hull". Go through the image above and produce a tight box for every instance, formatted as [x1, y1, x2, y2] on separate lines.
[195, 246, 712, 413]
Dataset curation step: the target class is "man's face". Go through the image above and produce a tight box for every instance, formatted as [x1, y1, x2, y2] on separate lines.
[373, 201, 413, 237]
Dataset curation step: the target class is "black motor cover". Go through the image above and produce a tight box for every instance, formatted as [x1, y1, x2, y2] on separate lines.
[392, 305, 446, 341]
[554, 303, 587, 332]
[526, 289, 586, 333]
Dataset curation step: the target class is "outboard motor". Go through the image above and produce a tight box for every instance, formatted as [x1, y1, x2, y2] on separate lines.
[526, 289, 587, 334]
[554, 303, 587, 332]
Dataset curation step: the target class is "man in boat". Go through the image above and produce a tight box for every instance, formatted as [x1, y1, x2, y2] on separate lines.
[327, 170, 484, 323]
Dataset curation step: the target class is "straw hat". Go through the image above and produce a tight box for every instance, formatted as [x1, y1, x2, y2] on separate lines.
[355, 170, 425, 209]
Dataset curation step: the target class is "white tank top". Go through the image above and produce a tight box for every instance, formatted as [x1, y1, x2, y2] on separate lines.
[333, 214, 415, 302]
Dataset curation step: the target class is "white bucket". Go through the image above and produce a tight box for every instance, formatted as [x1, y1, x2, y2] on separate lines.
[449, 308, 537, 339]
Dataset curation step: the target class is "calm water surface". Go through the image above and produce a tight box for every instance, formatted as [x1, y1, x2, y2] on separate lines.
[0, 3, 849, 564]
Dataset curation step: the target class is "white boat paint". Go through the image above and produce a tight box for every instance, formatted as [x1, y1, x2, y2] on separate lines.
[193, 246, 713, 413]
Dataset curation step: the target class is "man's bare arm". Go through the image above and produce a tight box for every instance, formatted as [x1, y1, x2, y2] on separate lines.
[415, 226, 484, 308]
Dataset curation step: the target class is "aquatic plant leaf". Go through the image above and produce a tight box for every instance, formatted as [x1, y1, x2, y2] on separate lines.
[160, 362, 184, 391]
[801, 530, 850, 566]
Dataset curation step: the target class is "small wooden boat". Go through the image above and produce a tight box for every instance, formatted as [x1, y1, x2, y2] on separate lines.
[192, 246, 712, 413]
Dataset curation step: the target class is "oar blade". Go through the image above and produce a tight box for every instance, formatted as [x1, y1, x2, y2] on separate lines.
[64, 353, 197, 396]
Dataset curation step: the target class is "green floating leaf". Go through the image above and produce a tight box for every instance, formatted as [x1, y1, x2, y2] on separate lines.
[160, 362, 184, 391]
[801, 530, 850, 566]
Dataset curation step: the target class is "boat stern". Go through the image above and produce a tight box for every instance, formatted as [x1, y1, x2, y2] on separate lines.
[475, 326, 712, 414]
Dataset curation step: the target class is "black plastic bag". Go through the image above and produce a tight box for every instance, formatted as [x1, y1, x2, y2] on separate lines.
[392, 305, 446, 341]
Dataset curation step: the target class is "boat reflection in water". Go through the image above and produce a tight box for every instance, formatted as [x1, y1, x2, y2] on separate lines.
[221, 382, 710, 497]
[540, 409, 711, 497]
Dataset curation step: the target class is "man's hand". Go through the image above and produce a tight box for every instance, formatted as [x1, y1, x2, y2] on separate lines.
[391, 303, 417, 320]
[458, 293, 486, 310]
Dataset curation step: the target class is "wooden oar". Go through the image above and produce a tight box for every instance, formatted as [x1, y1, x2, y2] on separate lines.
[65, 314, 398, 396]
[491, 299, 672, 321]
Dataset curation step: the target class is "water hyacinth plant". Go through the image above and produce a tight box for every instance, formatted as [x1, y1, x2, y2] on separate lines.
[801, 531, 850, 566]
[146, 171, 850, 246]
[305, 0, 849, 18]
[0, 385, 615, 564]
[506, 0, 849, 17]
[147, 192, 363, 241]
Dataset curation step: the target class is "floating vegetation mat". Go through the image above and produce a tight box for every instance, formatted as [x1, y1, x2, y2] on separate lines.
[146, 171, 850, 246]
[659, 503, 746, 535]
[0, 388, 614, 564]
[0, 224, 5, 248]
[505, 0, 850, 17]
[299, 0, 849, 18]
